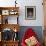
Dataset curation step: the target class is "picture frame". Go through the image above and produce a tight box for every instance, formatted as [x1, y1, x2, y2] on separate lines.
[2, 10, 9, 15]
[25, 6, 36, 20]
[9, 10, 18, 15]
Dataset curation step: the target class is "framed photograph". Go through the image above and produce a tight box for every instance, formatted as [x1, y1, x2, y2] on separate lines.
[2, 10, 9, 15]
[25, 6, 36, 20]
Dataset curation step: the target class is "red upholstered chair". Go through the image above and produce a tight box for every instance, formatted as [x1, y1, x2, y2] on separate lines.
[21, 28, 41, 46]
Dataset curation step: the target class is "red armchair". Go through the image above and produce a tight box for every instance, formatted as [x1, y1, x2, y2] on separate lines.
[21, 28, 41, 46]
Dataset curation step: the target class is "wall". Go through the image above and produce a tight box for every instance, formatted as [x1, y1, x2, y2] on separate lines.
[0, 0, 44, 26]
[18, 0, 44, 26]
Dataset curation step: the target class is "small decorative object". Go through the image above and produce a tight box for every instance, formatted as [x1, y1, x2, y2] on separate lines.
[25, 6, 36, 20]
[2, 16, 8, 24]
[5, 18, 8, 24]
[2, 10, 9, 15]
[10, 11, 14, 15]
[15, 0, 17, 7]
[9, 10, 18, 15]
[14, 28, 17, 32]
[13, 33, 16, 41]
[2, 28, 13, 41]
[14, 12, 18, 14]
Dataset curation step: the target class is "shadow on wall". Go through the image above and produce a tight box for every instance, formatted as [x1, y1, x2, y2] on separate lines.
[18, 26, 44, 44]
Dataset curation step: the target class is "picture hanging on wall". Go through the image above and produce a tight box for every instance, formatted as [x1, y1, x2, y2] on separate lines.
[25, 6, 36, 20]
